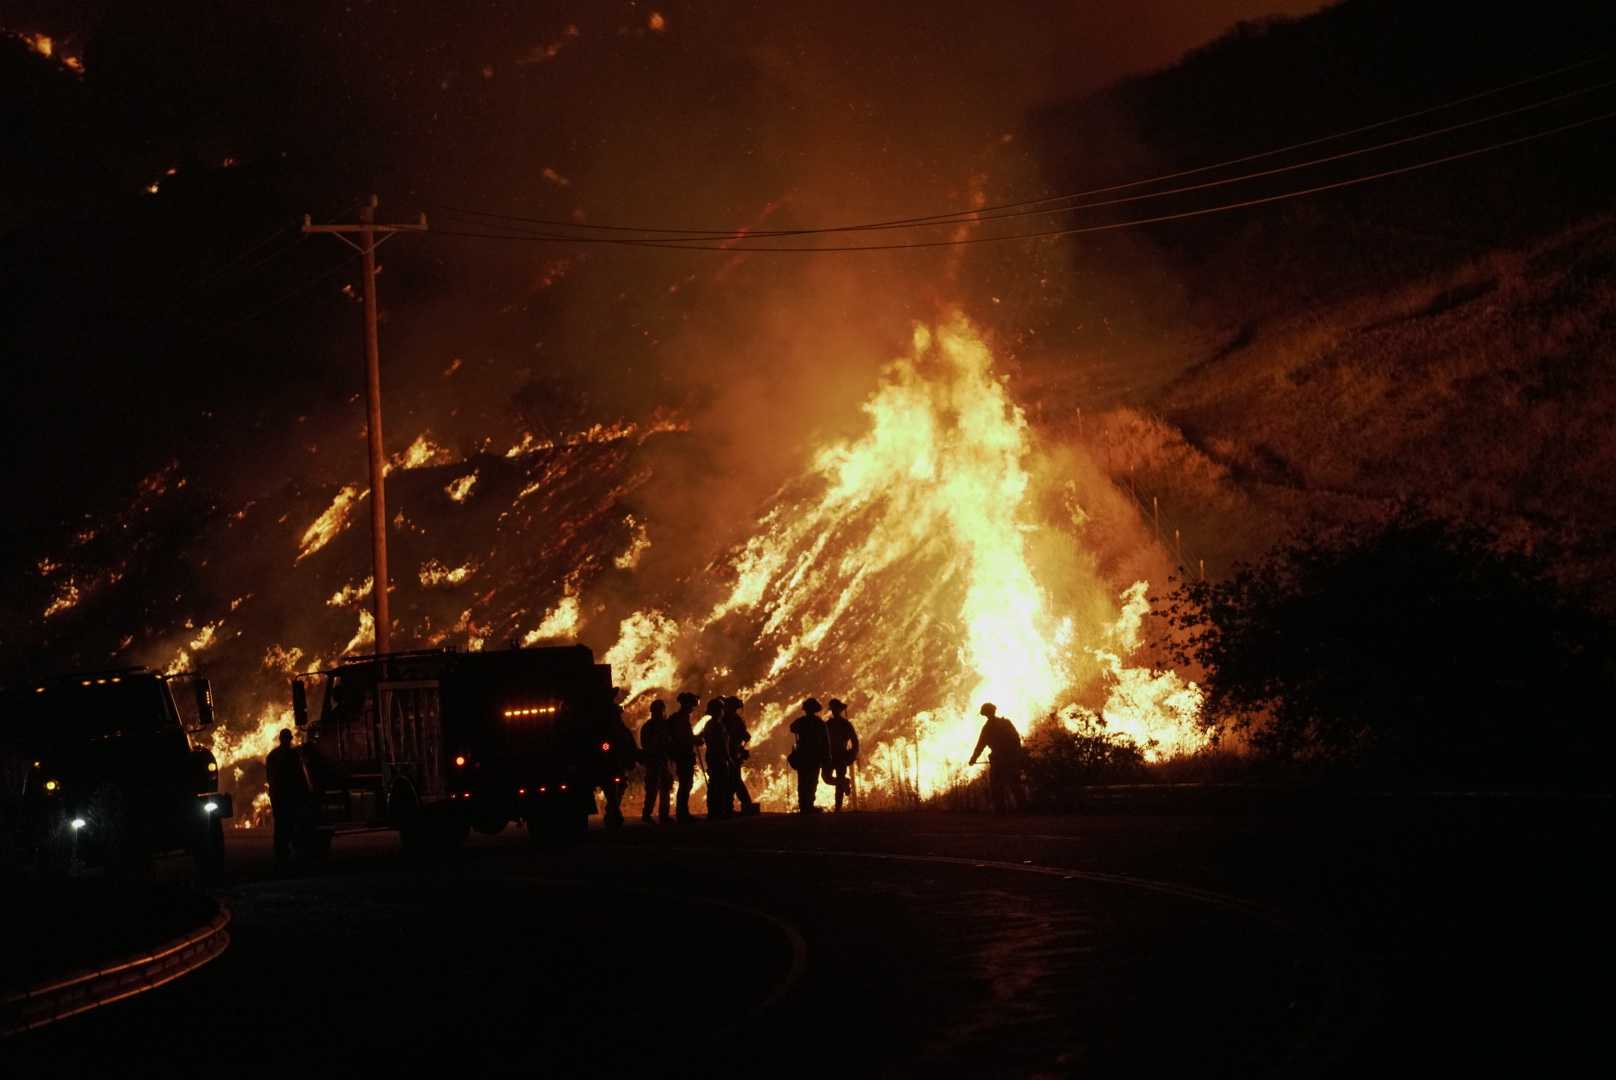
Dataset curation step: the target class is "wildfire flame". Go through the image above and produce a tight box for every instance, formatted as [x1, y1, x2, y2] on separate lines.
[343, 609, 376, 655]
[298, 485, 362, 561]
[614, 514, 651, 570]
[419, 559, 476, 588]
[326, 577, 374, 607]
[504, 417, 690, 459]
[1085, 581, 1207, 760]
[209, 704, 291, 829]
[61, 313, 1204, 820]
[523, 591, 582, 646]
[391, 433, 455, 472]
[599, 314, 1204, 798]
[41, 581, 80, 619]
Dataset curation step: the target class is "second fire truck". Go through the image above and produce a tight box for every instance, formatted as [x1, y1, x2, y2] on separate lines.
[290, 644, 624, 852]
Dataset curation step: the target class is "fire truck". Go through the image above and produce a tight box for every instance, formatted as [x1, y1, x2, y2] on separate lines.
[9, 669, 229, 877]
[290, 645, 621, 852]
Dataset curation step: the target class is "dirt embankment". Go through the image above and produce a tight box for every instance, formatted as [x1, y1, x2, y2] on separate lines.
[1060, 219, 1616, 600]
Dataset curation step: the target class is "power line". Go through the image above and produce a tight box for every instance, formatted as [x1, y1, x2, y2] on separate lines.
[637, 74, 1616, 242]
[423, 109, 1616, 253]
[212, 251, 361, 332]
[434, 52, 1613, 241]
[190, 222, 295, 290]
[191, 200, 363, 295]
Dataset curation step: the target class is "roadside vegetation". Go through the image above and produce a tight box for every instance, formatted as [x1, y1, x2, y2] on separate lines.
[1155, 510, 1615, 789]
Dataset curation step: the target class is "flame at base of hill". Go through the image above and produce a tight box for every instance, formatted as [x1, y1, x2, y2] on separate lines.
[606, 314, 1206, 801]
[150, 312, 1204, 819]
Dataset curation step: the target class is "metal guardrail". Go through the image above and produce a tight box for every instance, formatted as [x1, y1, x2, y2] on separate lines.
[1, 902, 231, 1037]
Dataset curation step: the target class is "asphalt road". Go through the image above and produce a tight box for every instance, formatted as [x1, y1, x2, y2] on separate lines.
[7, 803, 1607, 1077]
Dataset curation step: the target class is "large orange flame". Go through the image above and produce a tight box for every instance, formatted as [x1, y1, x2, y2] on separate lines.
[603, 314, 1205, 801]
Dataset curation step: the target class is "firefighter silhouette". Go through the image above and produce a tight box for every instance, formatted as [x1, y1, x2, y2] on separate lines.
[787, 698, 832, 813]
[824, 698, 860, 812]
[722, 696, 761, 816]
[669, 692, 700, 822]
[638, 699, 672, 823]
[265, 728, 313, 870]
[968, 703, 1027, 813]
[700, 697, 732, 819]
[600, 702, 637, 829]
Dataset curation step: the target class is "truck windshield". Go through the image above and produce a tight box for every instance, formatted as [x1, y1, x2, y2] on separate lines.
[9, 678, 175, 743]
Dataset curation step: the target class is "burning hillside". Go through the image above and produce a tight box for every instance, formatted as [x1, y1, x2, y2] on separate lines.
[24, 311, 1196, 820]
[591, 314, 1204, 804]
[17, 308, 1203, 819]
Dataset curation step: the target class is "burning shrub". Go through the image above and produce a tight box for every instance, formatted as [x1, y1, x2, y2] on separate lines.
[1022, 713, 1148, 810]
[931, 712, 1147, 812]
[1157, 510, 1616, 787]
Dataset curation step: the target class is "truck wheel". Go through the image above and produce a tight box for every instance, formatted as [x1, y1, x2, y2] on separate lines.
[300, 828, 332, 867]
[391, 785, 424, 855]
[473, 815, 507, 836]
[525, 803, 559, 849]
[431, 809, 469, 851]
[37, 823, 73, 878]
[193, 814, 225, 883]
[528, 803, 586, 848]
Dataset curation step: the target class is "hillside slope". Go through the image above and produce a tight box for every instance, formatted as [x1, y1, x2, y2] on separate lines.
[1085, 218, 1616, 605]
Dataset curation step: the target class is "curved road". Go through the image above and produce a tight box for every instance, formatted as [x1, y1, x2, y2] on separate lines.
[8, 806, 1605, 1076]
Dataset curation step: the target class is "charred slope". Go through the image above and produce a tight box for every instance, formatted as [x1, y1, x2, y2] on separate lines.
[1088, 218, 1616, 608]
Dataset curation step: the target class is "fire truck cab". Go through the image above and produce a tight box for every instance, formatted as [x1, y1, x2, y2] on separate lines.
[291, 645, 618, 851]
[8, 669, 228, 877]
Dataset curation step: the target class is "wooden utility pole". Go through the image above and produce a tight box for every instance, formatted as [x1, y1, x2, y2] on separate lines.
[302, 196, 427, 655]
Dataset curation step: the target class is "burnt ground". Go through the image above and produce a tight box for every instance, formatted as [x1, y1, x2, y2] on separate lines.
[6, 801, 1607, 1077]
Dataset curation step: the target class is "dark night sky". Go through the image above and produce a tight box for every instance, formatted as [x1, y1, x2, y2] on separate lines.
[0, 0, 1324, 558]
